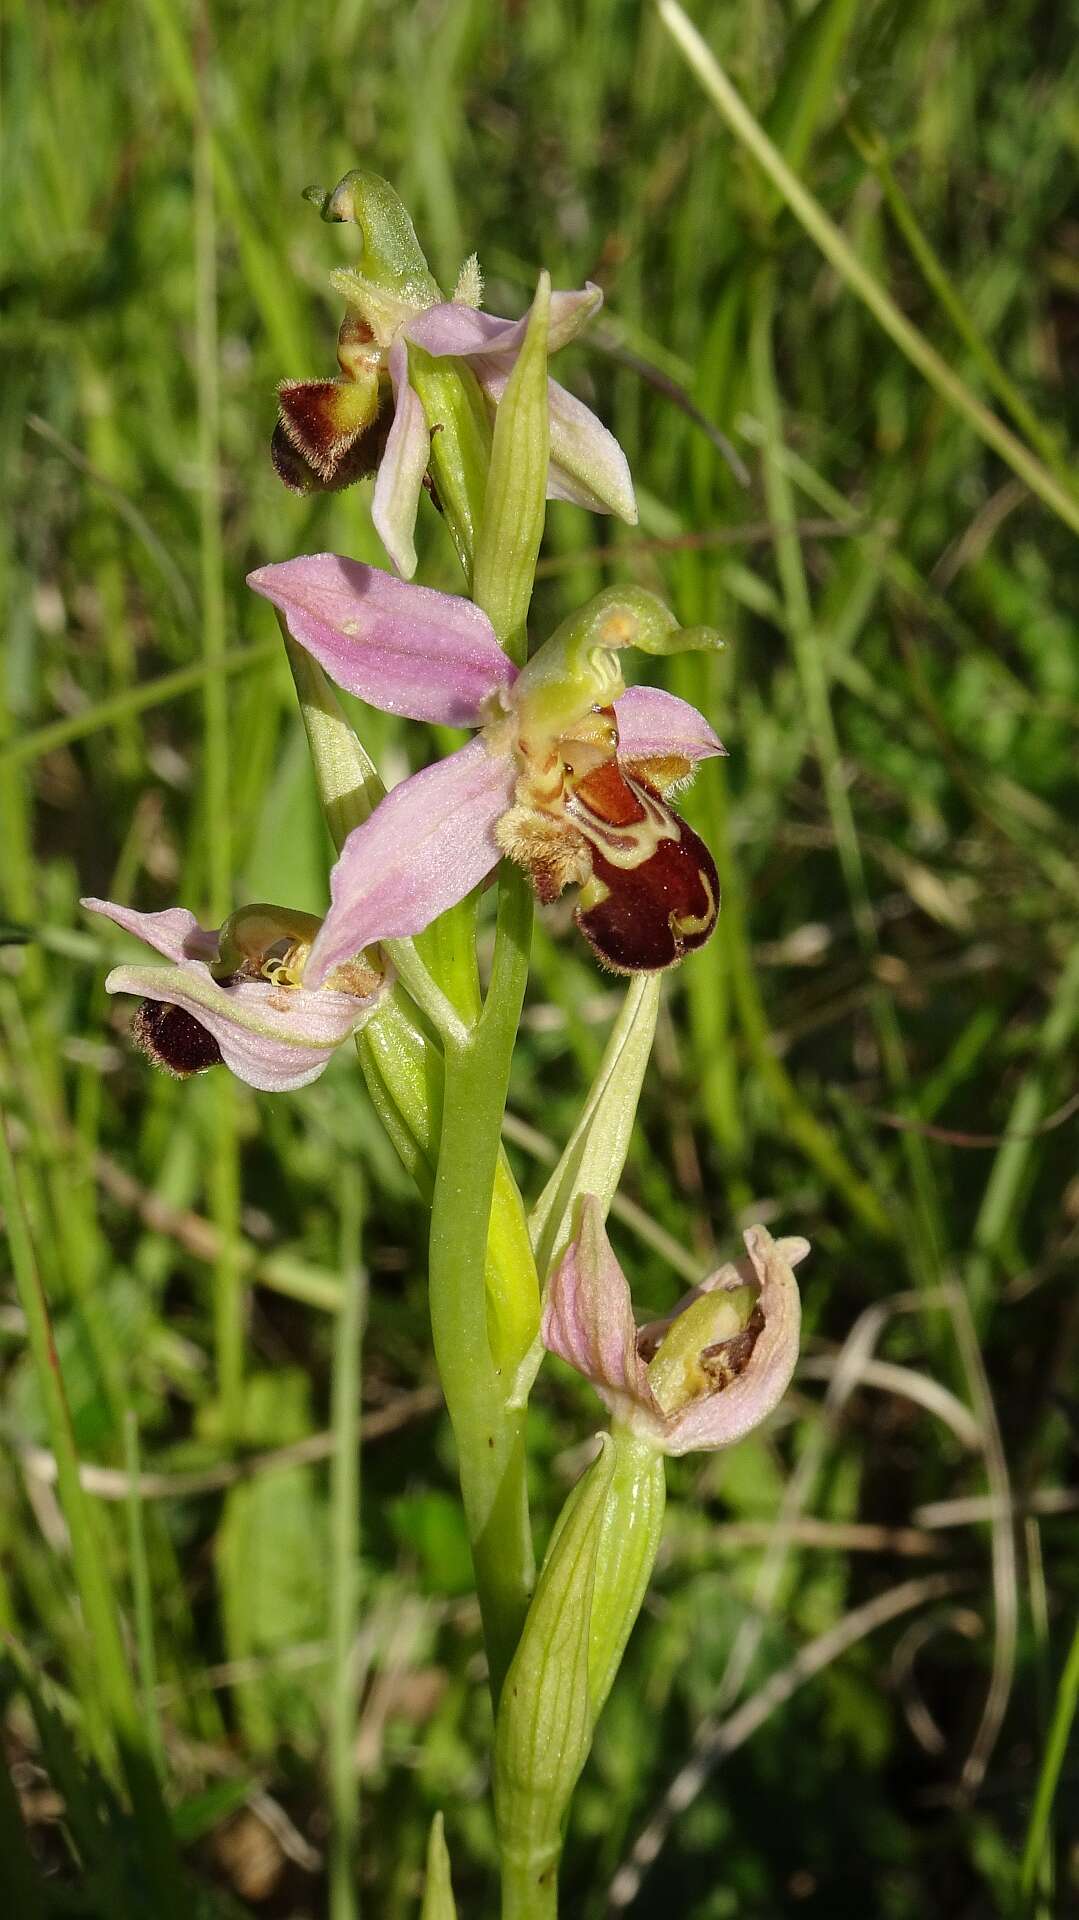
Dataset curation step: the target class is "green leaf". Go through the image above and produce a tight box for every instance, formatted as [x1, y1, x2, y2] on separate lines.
[410, 349, 493, 583]
[472, 271, 551, 657]
[284, 635, 386, 854]
[421, 1811, 459, 1920]
[529, 974, 661, 1283]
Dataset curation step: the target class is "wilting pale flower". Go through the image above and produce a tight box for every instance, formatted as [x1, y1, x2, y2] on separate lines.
[83, 899, 385, 1092]
[248, 557, 726, 980]
[272, 169, 636, 577]
[542, 1196, 806, 1454]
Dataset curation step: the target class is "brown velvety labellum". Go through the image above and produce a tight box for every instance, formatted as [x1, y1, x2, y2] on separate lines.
[569, 763, 719, 973]
[131, 1001, 223, 1078]
[270, 411, 391, 497]
[273, 376, 389, 493]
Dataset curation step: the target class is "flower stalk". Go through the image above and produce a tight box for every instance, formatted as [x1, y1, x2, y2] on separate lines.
[427, 276, 552, 1691]
[79, 166, 809, 1918]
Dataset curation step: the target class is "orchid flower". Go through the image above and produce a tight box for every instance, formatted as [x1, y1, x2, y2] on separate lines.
[83, 899, 385, 1093]
[542, 1197, 806, 1455]
[271, 169, 636, 578]
[249, 556, 726, 980]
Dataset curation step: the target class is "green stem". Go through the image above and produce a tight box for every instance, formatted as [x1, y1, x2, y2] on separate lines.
[329, 1179, 366, 1920]
[658, 0, 1079, 537]
[501, 1854, 559, 1920]
[428, 866, 538, 1697]
[1021, 1611, 1079, 1902]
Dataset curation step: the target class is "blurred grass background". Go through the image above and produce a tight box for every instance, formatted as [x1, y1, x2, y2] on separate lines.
[3, 0, 1079, 1914]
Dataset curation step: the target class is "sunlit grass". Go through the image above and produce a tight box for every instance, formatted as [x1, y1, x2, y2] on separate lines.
[3, 0, 1078, 1914]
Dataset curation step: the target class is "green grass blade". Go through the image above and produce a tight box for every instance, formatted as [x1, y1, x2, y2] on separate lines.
[658, 0, 1079, 536]
[0, 1119, 187, 1917]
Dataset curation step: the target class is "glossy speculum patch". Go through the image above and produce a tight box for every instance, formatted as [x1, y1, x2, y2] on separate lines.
[131, 1001, 223, 1078]
[567, 760, 719, 972]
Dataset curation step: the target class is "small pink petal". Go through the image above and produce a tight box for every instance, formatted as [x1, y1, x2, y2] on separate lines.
[613, 687, 726, 765]
[83, 898, 219, 964]
[247, 552, 516, 726]
[305, 739, 515, 986]
[542, 1197, 657, 1424]
[105, 963, 376, 1094]
[371, 338, 431, 579]
[662, 1226, 804, 1456]
[406, 285, 603, 360]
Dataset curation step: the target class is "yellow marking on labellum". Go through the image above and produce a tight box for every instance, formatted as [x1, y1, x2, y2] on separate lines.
[672, 865, 716, 938]
[565, 764, 680, 871]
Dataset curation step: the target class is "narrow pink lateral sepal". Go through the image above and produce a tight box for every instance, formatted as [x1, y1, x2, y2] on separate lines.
[542, 1196, 657, 1424]
[613, 686, 726, 765]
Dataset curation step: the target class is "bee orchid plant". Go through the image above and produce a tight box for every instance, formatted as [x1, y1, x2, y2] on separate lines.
[85, 172, 806, 1920]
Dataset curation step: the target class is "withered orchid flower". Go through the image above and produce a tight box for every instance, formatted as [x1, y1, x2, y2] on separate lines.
[542, 1196, 806, 1455]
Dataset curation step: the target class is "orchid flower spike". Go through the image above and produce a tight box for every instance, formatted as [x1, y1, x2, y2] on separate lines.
[271, 168, 637, 576]
[83, 899, 386, 1093]
[248, 558, 727, 977]
[542, 1196, 806, 1455]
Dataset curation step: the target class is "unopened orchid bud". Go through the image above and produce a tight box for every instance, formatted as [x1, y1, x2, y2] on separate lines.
[494, 1427, 666, 1910]
[494, 1436, 615, 1899]
[570, 1429, 665, 1722]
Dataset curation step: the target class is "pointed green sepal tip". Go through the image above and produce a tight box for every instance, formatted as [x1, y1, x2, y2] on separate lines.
[472, 269, 552, 651]
[420, 1812, 457, 1919]
[634, 620, 726, 657]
